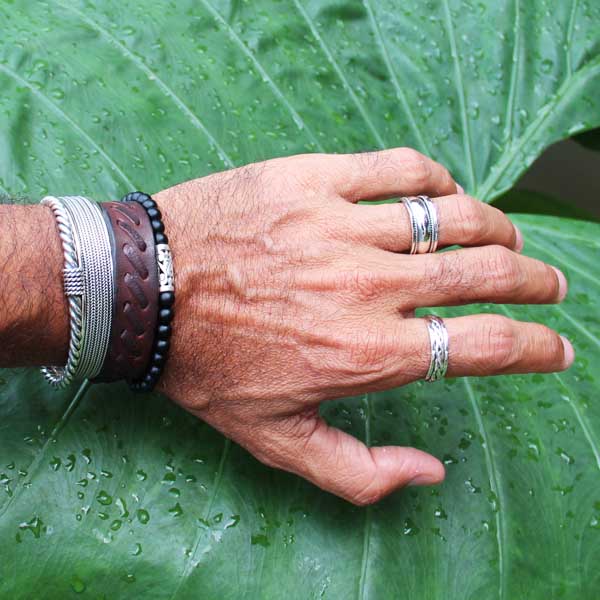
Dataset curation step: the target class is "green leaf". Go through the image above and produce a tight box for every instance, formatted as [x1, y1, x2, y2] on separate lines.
[0, 0, 598, 201]
[0, 1, 599, 597]
[1, 214, 599, 597]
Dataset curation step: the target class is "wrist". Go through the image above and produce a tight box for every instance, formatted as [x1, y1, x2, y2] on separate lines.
[0, 203, 69, 367]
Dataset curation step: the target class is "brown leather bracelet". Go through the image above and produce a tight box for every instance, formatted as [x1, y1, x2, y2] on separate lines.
[93, 201, 159, 383]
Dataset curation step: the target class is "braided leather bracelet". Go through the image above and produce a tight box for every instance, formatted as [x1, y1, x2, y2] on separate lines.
[94, 200, 159, 384]
[121, 192, 175, 392]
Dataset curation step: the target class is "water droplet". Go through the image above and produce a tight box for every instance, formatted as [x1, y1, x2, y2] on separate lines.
[136, 509, 150, 525]
[19, 516, 44, 538]
[434, 507, 448, 520]
[71, 576, 85, 593]
[464, 478, 481, 494]
[162, 472, 176, 484]
[97, 491, 112, 506]
[131, 543, 143, 556]
[251, 533, 270, 547]
[403, 518, 420, 536]
[109, 519, 122, 531]
[556, 448, 575, 465]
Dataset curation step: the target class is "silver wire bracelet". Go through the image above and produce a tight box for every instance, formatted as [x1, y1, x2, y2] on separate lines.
[40, 196, 114, 387]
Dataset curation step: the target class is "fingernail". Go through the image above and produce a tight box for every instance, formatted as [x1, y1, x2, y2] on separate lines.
[407, 472, 441, 487]
[552, 266, 568, 301]
[514, 225, 524, 252]
[560, 336, 575, 369]
[456, 183, 465, 195]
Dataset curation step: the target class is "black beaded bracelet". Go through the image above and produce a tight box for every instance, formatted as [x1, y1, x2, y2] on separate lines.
[121, 191, 174, 392]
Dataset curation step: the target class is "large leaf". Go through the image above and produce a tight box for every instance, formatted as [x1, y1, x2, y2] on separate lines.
[1, 1, 599, 598]
[0, 0, 599, 201]
[2, 215, 599, 598]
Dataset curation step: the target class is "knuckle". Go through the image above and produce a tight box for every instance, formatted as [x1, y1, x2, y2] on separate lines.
[454, 196, 488, 242]
[342, 328, 392, 375]
[485, 245, 522, 293]
[274, 153, 330, 192]
[341, 268, 382, 302]
[399, 147, 425, 164]
[405, 154, 432, 187]
[429, 252, 466, 292]
[479, 316, 518, 369]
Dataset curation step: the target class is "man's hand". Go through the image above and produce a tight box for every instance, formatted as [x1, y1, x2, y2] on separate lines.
[154, 148, 573, 505]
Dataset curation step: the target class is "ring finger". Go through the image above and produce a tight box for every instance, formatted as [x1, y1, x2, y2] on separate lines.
[330, 314, 574, 398]
[346, 194, 522, 253]
[401, 314, 574, 379]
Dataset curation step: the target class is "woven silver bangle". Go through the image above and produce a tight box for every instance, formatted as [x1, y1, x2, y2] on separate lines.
[40, 195, 114, 387]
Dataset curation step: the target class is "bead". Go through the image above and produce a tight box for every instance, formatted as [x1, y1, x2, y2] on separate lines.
[157, 324, 171, 339]
[158, 308, 172, 324]
[142, 199, 157, 210]
[156, 338, 170, 353]
[154, 232, 167, 245]
[129, 191, 142, 201]
[160, 291, 175, 307]
[149, 365, 162, 378]
[152, 352, 165, 366]
[146, 207, 161, 220]
[143, 372, 156, 385]
[151, 219, 165, 233]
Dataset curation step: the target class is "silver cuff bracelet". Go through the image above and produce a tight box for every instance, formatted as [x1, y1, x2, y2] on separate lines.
[40, 195, 114, 387]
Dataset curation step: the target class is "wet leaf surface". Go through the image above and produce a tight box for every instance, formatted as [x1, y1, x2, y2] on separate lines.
[0, 1, 599, 597]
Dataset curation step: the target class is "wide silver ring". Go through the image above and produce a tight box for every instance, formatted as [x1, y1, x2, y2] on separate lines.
[424, 315, 449, 382]
[401, 195, 439, 254]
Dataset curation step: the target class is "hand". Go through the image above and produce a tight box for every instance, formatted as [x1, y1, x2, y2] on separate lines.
[154, 148, 573, 505]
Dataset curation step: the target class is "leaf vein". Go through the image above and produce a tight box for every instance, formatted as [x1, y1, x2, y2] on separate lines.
[523, 235, 600, 289]
[499, 304, 600, 471]
[0, 64, 134, 189]
[56, 1, 235, 169]
[200, 0, 325, 152]
[479, 57, 600, 199]
[503, 0, 521, 143]
[170, 438, 232, 599]
[357, 393, 372, 600]
[362, 0, 430, 155]
[566, 0, 580, 77]
[463, 378, 506, 600]
[0, 379, 91, 520]
[291, 0, 386, 150]
[441, 0, 476, 191]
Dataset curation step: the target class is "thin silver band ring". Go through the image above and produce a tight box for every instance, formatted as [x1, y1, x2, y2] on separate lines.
[425, 315, 449, 382]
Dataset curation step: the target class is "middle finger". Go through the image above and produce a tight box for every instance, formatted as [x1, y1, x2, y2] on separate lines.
[346, 194, 522, 253]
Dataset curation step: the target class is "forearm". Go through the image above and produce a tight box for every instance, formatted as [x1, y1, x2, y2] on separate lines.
[0, 202, 69, 367]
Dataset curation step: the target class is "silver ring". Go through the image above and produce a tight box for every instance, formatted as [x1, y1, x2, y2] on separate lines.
[424, 315, 449, 382]
[401, 196, 439, 254]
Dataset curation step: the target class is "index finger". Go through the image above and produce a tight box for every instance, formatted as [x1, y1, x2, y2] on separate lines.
[319, 148, 460, 202]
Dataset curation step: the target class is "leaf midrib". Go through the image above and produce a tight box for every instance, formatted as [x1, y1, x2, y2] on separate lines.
[0, 379, 91, 520]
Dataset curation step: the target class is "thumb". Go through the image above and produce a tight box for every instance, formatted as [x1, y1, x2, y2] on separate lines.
[269, 415, 445, 505]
